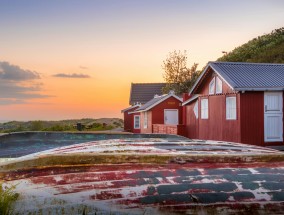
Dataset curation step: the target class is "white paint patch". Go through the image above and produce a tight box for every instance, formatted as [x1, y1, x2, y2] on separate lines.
[248, 168, 259, 174]
[234, 182, 243, 191]
[228, 196, 235, 201]
[165, 176, 177, 184]
[53, 176, 63, 183]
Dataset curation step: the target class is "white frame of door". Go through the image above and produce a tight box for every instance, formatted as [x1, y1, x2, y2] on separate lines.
[264, 91, 283, 142]
[164, 109, 179, 125]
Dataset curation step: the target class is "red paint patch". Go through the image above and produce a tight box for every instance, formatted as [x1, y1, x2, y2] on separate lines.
[91, 190, 124, 200]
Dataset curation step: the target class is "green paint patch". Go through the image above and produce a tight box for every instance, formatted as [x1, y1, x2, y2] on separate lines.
[271, 192, 284, 201]
[262, 182, 284, 191]
[241, 182, 260, 190]
[140, 193, 193, 205]
[157, 183, 238, 195]
[232, 192, 255, 201]
[147, 186, 156, 195]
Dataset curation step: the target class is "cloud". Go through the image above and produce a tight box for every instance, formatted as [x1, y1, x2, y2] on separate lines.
[0, 61, 40, 81]
[0, 80, 52, 100]
[0, 99, 27, 105]
[0, 61, 52, 105]
[79, 66, 88, 70]
[53, 73, 91, 78]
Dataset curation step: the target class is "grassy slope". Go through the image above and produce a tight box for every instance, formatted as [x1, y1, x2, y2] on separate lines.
[217, 27, 284, 63]
[0, 118, 123, 133]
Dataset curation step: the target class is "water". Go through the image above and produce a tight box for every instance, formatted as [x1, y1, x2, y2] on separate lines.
[0, 132, 187, 158]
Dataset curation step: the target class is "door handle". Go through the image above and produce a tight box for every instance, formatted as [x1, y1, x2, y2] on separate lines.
[265, 105, 267, 112]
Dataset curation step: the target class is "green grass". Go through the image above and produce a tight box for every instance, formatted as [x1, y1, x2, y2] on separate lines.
[0, 118, 122, 133]
[0, 183, 19, 215]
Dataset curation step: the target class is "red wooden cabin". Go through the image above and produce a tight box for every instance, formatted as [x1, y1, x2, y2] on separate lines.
[121, 83, 166, 133]
[121, 105, 140, 133]
[183, 62, 284, 148]
[133, 92, 183, 134]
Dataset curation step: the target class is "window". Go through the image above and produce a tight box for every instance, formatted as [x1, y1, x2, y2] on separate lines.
[134, 115, 140, 129]
[226, 97, 237, 120]
[216, 77, 222, 94]
[201, 98, 208, 119]
[193, 101, 198, 119]
[143, 112, 148, 128]
[209, 77, 215, 95]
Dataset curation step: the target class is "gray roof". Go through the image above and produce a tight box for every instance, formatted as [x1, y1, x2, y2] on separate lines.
[190, 62, 284, 93]
[121, 104, 140, 113]
[182, 94, 199, 106]
[129, 83, 166, 105]
[135, 94, 182, 112]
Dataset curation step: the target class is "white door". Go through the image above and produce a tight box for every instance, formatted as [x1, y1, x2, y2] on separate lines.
[164, 109, 179, 125]
[264, 92, 283, 142]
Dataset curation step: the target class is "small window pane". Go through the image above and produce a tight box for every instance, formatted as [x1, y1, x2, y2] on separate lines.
[209, 77, 215, 95]
[201, 98, 208, 119]
[134, 116, 140, 129]
[226, 97, 236, 120]
[216, 77, 222, 94]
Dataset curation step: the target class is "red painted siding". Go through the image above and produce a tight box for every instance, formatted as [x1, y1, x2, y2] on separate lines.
[240, 92, 284, 146]
[123, 106, 139, 132]
[196, 68, 235, 95]
[186, 67, 241, 143]
[185, 102, 198, 139]
[240, 92, 264, 146]
[198, 94, 240, 142]
[182, 93, 190, 125]
[151, 97, 182, 125]
[223, 94, 241, 142]
[140, 97, 182, 134]
[186, 66, 284, 147]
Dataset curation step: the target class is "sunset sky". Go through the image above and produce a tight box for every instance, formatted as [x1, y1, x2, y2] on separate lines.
[0, 0, 284, 121]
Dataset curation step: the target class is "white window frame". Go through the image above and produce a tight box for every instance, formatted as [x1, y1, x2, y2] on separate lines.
[134, 115, 140, 129]
[216, 77, 223, 94]
[143, 112, 148, 128]
[193, 101, 198, 119]
[209, 77, 215, 95]
[201, 98, 208, 119]
[226, 97, 237, 120]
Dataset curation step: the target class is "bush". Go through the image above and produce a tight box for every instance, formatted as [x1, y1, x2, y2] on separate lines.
[30, 120, 44, 131]
[0, 183, 19, 215]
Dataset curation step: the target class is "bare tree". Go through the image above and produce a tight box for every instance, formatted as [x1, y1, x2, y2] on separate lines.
[162, 50, 199, 95]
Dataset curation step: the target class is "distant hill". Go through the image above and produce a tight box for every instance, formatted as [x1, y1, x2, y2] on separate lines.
[0, 118, 123, 133]
[217, 27, 284, 63]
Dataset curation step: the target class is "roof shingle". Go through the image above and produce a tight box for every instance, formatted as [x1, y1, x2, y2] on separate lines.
[129, 83, 166, 105]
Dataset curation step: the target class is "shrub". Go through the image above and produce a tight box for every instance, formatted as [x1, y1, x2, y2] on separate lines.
[0, 183, 19, 215]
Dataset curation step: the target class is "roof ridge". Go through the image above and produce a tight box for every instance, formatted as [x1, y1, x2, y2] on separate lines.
[131, 82, 166, 85]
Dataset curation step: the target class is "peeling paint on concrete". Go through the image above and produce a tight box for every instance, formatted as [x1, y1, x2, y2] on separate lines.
[1, 136, 284, 214]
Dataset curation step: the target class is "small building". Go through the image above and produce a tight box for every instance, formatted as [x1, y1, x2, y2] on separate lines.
[129, 83, 167, 105]
[133, 92, 183, 134]
[183, 61, 284, 147]
[122, 83, 166, 132]
[121, 105, 140, 133]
